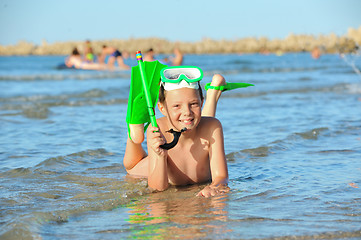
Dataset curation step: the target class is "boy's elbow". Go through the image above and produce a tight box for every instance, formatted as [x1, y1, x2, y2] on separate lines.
[148, 181, 169, 192]
[123, 158, 134, 171]
[152, 186, 169, 192]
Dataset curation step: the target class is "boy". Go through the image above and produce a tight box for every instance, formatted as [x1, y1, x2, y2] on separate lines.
[123, 67, 229, 197]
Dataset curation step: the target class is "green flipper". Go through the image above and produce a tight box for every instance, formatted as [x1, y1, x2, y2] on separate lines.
[204, 82, 254, 91]
[126, 60, 167, 139]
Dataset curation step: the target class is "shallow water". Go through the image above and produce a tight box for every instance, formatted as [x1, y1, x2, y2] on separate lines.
[1, 53, 361, 239]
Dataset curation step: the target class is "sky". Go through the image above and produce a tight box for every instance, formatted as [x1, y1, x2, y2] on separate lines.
[0, 0, 360, 46]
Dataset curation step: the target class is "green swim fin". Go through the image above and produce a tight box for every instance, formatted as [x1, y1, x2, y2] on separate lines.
[204, 82, 254, 91]
[126, 60, 167, 139]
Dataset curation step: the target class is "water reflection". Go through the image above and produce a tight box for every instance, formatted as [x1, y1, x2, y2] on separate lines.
[124, 185, 231, 239]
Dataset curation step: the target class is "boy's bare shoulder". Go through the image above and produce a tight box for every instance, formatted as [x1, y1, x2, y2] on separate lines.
[200, 116, 222, 124]
[199, 116, 222, 132]
[156, 116, 167, 128]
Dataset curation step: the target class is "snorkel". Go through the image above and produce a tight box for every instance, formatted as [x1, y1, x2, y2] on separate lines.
[135, 51, 187, 150]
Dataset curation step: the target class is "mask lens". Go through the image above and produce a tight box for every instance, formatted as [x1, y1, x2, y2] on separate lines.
[164, 71, 180, 80]
[163, 68, 201, 81]
[161, 66, 203, 83]
[182, 69, 201, 80]
[163, 70, 181, 80]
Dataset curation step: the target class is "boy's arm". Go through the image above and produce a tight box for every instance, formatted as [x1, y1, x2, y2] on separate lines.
[197, 119, 229, 197]
[147, 126, 169, 191]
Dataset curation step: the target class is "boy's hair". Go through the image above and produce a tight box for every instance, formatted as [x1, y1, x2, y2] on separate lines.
[159, 82, 204, 103]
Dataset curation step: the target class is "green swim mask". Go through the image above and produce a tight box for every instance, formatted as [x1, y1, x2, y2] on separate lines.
[160, 66, 203, 83]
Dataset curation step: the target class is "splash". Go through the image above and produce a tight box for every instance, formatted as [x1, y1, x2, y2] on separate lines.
[340, 49, 361, 80]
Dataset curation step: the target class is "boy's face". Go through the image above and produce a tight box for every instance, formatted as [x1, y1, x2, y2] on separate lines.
[158, 88, 203, 131]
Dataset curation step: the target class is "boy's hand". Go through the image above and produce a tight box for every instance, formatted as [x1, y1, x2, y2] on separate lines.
[197, 184, 229, 198]
[148, 126, 167, 156]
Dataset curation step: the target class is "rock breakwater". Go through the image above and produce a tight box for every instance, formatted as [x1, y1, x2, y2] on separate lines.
[1, 27, 360, 56]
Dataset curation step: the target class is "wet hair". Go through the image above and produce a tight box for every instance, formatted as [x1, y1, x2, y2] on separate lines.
[159, 81, 204, 103]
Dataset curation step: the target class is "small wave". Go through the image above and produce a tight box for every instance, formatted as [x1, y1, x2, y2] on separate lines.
[0, 88, 121, 105]
[258, 66, 327, 73]
[299, 76, 312, 81]
[259, 230, 361, 240]
[78, 88, 108, 98]
[202, 66, 327, 77]
[226, 59, 253, 65]
[229, 216, 294, 222]
[241, 146, 271, 157]
[269, 127, 330, 151]
[234, 190, 276, 201]
[345, 82, 361, 94]
[22, 106, 50, 119]
[8, 88, 124, 100]
[228, 127, 331, 163]
[311, 149, 356, 154]
[0, 167, 32, 178]
[0, 71, 131, 81]
[0, 148, 115, 178]
[34, 148, 114, 171]
[218, 82, 359, 100]
[0, 88, 128, 119]
[0, 148, 149, 240]
[0, 182, 148, 240]
[295, 127, 329, 140]
[233, 176, 254, 182]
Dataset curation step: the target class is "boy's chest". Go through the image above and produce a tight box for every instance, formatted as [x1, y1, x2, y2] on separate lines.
[167, 143, 211, 184]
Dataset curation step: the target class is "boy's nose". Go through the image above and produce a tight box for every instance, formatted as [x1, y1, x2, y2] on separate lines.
[182, 105, 192, 116]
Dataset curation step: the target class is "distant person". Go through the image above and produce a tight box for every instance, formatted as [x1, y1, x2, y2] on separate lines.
[160, 47, 184, 66]
[99, 45, 130, 69]
[260, 48, 270, 55]
[65, 47, 105, 70]
[122, 50, 130, 59]
[84, 40, 95, 63]
[65, 48, 82, 68]
[170, 47, 183, 66]
[311, 47, 321, 59]
[143, 48, 156, 62]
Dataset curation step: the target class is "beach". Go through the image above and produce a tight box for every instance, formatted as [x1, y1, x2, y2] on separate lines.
[0, 52, 360, 239]
[0, 26, 361, 56]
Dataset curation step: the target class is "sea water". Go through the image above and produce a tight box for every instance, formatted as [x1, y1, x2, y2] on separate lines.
[0, 53, 360, 239]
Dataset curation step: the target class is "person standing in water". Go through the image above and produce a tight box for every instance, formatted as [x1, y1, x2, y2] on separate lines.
[143, 48, 156, 62]
[162, 47, 184, 66]
[99, 45, 130, 69]
[171, 47, 183, 66]
[83, 40, 95, 63]
[311, 46, 321, 59]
